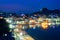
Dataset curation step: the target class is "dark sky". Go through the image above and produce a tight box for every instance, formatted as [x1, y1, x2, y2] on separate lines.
[0, 0, 60, 13]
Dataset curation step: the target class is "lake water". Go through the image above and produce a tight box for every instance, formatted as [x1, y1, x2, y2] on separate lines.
[25, 26, 60, 40]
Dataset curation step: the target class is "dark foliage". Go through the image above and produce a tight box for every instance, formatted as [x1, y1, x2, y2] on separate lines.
[0, 18, 10, 35]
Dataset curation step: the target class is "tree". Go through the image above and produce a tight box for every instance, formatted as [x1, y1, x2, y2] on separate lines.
[0, 18, 10, 35]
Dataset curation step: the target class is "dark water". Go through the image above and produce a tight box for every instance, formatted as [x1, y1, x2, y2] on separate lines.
[25, 26, 60, 40]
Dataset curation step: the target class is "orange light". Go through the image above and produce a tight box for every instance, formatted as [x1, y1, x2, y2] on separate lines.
[41, 20, 48, 29]
[17, 24, 23, 29]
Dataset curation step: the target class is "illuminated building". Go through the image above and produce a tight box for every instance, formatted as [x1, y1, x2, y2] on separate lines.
[41, 20, 49, 29]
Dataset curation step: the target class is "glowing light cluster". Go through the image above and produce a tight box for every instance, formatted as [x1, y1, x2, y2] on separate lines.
[41, 20, 48, 29]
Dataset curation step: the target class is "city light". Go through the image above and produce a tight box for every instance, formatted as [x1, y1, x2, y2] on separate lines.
[2, 13, 60, 40]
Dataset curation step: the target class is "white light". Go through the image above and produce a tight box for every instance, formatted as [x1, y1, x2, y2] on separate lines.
[52, 23, 55, 25]
[53, 26, 55, 28]
[23, 26, 25, 29]
[3, 34, 7, 36]
[9, 24, 13, 28]
[6, 19, 12, 23]
[14, 28, 19, 33]
[20, 32, 23, 36]
[9, 21, 12, 23]
[6, 19, 9, 22]
[5, 34, 7, 36]
[33, 27, 36, 29]
[19, 36, 24, 40]
[29, 25, 33, 28]
[48, 23, 51, 25]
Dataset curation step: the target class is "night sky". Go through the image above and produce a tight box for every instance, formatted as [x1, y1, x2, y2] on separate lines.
[0, 0, 60, 13]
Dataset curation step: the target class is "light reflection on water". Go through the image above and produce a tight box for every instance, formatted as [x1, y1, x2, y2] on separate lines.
[25, 26, 60, 40]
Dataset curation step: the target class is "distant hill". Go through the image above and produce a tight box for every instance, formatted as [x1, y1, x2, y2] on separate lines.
[0, 8, 60, 17]
[33, 8, 60, 16]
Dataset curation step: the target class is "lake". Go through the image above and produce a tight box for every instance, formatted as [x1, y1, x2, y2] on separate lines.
[25, 26, 60, 40]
